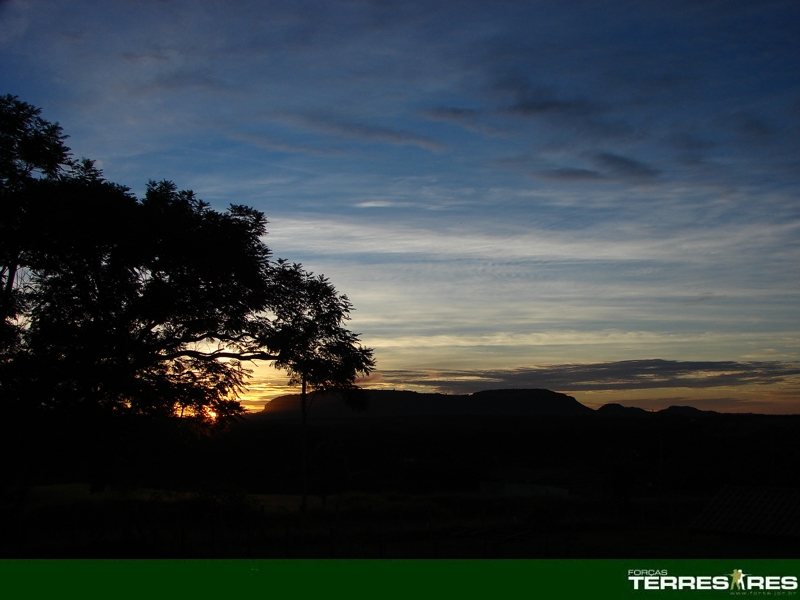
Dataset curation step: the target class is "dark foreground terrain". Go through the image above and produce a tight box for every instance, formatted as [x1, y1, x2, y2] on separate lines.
[2, 393, 799, 558]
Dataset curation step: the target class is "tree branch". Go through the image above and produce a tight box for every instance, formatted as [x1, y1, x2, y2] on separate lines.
[157, 349, 279, 362]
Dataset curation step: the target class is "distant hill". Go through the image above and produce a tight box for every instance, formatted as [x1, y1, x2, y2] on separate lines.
[595, 403, 721, 417]
[658, 404, 719, 416]
[596, 403, 651, 416]
[252, 388, 594, 420]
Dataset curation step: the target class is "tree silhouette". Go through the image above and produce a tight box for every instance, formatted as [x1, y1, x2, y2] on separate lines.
[1, 94, 72, 360]
[269, 259, 375, 510]
[5, 174, 276, 423]
[1, 97, 374, 430]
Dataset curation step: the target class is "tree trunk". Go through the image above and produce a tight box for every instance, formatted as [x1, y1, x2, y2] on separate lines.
[1, 258, 19, 316]
[301, 372, 308, 514]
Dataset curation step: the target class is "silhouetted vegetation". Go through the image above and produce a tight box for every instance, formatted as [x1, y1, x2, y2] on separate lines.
[268, 260, 375, 510]
[2, 407, 799, 558]
[0, 95, 373, 426]
[0, 96, 374, 520]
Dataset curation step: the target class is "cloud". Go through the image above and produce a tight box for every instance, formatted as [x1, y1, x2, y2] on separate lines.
[427, 107, 481, 120]
[499, 150, 662, 185]
[730, 111, 776, 139]
[120, 51, 170, 64]
[507, 93, 597, 118]
[0, 0, 30, 43]
[353, 200, 415, 208]
[680, 292, 717, 306]
[374, 360, 800, 395]
[510, 152, 662, 185]
[136, 69, 238, 94]
[231, 131, 341, 156]
[266, 215, 800, 265]
[424, 107, 506, 136]
[485, 73, 635, 139]
[593, 152, 661, 180]
[538, 167, 605, 182]
[271, 113, 446, 152]
[668, 131, 717, 153]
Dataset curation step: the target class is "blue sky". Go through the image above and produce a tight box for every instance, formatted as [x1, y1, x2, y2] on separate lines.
[2, 0, 799, 412]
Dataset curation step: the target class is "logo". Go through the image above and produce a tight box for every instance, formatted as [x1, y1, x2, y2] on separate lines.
[627, 569, 799, 593]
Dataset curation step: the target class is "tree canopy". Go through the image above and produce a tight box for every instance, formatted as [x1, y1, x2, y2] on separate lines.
[0, 95, 374, 425]
[270, 259, 375, 412]
[1, 94, 73, 356]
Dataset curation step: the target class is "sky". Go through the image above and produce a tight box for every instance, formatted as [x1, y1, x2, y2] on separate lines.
[1, 0, 799, 413]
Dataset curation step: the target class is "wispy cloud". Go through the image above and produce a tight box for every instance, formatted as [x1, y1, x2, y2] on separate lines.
[537, 167, 605, 182]
[267, 215, 800, 265]
[593, 152, 660, 180]
[506, 151, 661, 184]
[268, 113, 446, 152]
[375, 360, 800, 394]
[0, 0, 31, 43]
[353, 200, 416, 209]
[133, 68, 241, 95]
[231, 131, 342, 156]
[499, 81, 600, 119]
[424, 107, 507, 136]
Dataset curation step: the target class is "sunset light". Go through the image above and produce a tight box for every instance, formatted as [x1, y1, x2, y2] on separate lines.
[3, 1, 797, 414]
[2, 0, 799, 567]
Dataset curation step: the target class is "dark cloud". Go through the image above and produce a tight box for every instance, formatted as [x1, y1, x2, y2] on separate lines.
[424, 107, 507, 136]
[120, 52, 170, 64]
[668, 131, 717, 153]
[377, 360, 800, 395]
[731, 111, 776, 139]
[231, 132, 342, 156]
[490, 75, 602, 118]
[680, 292, 716, 306]
[137, 69, 237, 94]
[508, 95, 597, 118]
[277, 113, 446, 152]
[508, 151, 660, 184]
[667, 131, 718, 166]
[425, 107, 481, 122]
[497, 151, 659, 185]
[593, 152, 660, 180]
[538, 167, 605, 182]
[478, 73, 639, 140]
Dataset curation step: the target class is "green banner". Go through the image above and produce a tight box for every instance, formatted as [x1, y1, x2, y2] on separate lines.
[1, 559, 799, 600]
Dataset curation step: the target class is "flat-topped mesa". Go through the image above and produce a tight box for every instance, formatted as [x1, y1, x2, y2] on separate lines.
[255, 388, 593, 419]
[468, 389, 593, 416]
[658, 404, 719, 417]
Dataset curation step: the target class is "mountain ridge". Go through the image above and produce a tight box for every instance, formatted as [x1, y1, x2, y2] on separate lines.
[249, 388, 721, 419]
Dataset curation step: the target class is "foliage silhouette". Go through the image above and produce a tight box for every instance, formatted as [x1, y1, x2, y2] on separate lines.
[268, 259, 376, 509]
[270, 259, 375, 409]
[1, 94, 73, 359]
[0, 97, 374, 429]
